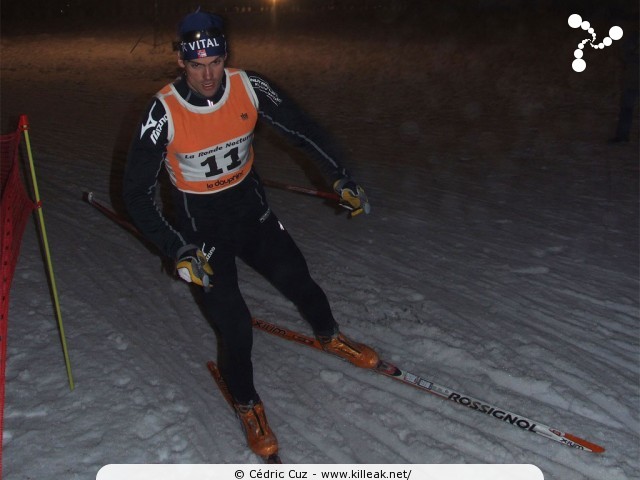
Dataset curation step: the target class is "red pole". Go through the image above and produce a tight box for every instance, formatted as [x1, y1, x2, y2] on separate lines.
[261, 178, 340, 202]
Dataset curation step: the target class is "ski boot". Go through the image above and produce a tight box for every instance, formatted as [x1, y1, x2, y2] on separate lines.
[317, 331, 379, 368]
[235, 400, 279, 457]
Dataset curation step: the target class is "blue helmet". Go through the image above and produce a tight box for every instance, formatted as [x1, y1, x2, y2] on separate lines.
[178, 9, 227, 60]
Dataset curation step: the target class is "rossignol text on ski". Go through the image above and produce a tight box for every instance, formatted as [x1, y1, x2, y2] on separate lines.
[251, 317, 605, 454]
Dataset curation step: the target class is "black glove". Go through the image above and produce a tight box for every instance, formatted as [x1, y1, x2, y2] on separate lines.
[333, 177, 371, 216]
[175, 244, 213, 288]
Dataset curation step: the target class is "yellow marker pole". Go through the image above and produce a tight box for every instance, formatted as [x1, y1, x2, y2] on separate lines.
[19, 115, 74, 391]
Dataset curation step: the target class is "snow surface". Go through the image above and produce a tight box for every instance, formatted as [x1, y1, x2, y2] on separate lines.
[1, 5, 638, 480]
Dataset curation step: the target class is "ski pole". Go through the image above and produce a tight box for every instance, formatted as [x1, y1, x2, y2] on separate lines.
[83, 192, 144, 239]
[261, 178, 340, 202]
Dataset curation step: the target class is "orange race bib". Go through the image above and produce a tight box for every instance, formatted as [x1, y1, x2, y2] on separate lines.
[158, 69, 259, 193]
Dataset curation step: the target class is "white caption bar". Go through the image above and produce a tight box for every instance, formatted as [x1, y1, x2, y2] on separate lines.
[97, 464, 543, 480]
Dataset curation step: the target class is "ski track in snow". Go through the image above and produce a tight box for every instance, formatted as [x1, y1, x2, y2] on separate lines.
[1, 6, 639, 480]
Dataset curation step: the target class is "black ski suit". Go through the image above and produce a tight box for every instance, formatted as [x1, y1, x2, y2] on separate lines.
[123, 70, 349, 403]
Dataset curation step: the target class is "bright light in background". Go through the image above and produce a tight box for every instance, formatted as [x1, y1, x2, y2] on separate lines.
[270, 0, 280, 25]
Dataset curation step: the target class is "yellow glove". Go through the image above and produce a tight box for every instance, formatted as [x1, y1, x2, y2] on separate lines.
[175, 245, 214, 288]
[333, 178, 371, 216]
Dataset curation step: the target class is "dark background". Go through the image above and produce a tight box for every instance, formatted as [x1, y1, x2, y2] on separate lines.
[1, 0, 637, 31]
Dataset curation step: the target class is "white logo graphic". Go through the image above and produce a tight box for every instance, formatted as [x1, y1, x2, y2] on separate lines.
[568, 14, 623, 72]
[201, 243, 215, 261]
[140, 102, 158, 138]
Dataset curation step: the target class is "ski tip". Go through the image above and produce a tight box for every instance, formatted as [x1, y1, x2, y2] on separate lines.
[206, 360, 218, 373]
[564, 433, 605, 453]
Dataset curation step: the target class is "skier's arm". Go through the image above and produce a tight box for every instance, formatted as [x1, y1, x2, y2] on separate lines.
[246, 71, 351, 183]
[123, 99, 187, 259]
[247, 71, 370, 214]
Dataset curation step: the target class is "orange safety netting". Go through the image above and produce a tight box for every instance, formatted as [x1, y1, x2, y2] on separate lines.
[0, 122, 37, 477]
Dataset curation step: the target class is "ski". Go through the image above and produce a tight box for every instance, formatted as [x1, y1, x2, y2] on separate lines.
[207, 361, 283, 464]
[82, 193, 604, 454]
[251, 317, 605, 454]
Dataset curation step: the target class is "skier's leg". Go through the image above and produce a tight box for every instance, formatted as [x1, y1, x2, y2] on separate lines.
[199, 252, 259, 405]
[241, 213, 338, 337]
[242, 213, 379, 368]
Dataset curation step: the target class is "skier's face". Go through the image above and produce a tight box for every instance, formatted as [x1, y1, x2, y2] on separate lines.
[178, 54, 227, 98]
